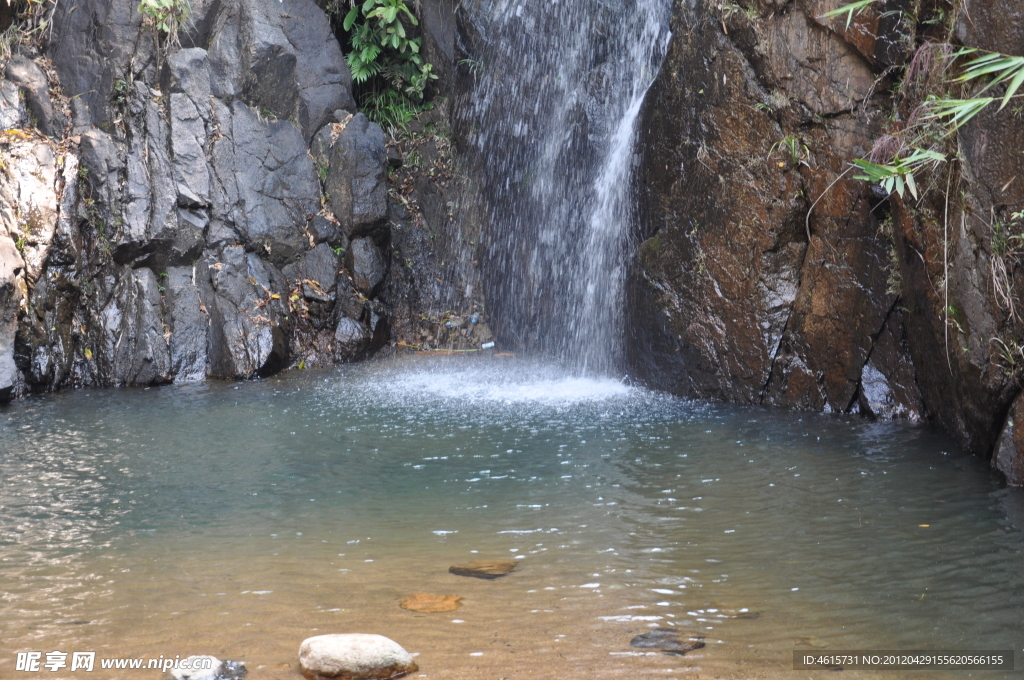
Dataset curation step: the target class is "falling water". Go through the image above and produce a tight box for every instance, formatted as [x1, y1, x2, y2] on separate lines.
[454, 0, 672, 374]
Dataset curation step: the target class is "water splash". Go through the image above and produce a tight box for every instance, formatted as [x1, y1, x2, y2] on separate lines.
[356, 356, 636, 407]
[454, 0, 672, 375]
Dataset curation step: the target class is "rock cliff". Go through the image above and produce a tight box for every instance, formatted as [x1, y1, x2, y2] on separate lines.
[0, 0, 479, 399]
[629, 0, 1024, 478]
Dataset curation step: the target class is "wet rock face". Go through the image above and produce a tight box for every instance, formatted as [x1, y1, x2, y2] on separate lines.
[0, 213, 23, 402]
[0, 135, 66, 402]
[630, 0, 1024, 456]
[993, 396, 1024, 487]
[0, 0, 405, 397]
[631, 2, 899, 415]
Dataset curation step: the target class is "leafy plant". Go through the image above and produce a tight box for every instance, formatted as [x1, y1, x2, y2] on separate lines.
[138, 0, 189, 41]
[820, 0, 877, 29]
[770, 135, 810, 166]
[852, 148, 946, 200]
[820, 4, 1024, 201]
[340, 0, 437, 129]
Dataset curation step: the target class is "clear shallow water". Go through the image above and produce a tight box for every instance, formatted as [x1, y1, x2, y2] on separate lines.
[1, 356, 1023, 679]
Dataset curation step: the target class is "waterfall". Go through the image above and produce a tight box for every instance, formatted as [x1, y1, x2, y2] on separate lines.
[454, 0, 672, 375]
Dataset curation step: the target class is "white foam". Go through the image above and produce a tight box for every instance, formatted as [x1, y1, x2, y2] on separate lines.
[361, 362, 634, 407]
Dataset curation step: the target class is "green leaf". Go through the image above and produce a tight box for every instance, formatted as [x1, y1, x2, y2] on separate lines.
[1002, 65, 1024, 109]
[820, 0, 876, 29]
[925, 96, 996, 129]
[904, 169, 918, 199]
[343, 6, 359, 31]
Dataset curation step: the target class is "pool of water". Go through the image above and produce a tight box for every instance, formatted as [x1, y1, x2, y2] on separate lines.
[1, 355, 1022, 679]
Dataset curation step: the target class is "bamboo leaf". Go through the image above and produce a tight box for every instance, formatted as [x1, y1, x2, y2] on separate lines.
[905, 170, 918, 199]
[1001, 65, 1024, 109]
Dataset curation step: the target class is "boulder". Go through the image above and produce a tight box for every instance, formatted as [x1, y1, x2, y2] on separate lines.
[448, 560, 516, 579]
[284, 242, 341, 301]
[334, 317, 370, 361]
[297, 634, 417, 680]
[325, 114, 388, 240]
[197, 245, 290, 379]
[345, 238, 387, 297]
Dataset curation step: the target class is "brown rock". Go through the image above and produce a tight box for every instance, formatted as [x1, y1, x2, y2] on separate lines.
[399, 593, 463, 613]
[448, 560, 517, 579]
[630, 629, 705, 656]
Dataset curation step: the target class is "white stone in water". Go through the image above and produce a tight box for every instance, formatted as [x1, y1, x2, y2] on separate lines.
[298, 634, 418, 680]
[168, 656, 223, 680]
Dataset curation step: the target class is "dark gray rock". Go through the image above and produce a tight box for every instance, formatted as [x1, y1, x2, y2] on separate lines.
[284, 242, 340, 302]
[79, 129, 124, 216]
[70, 97, 92, 135]
[345, 237, 387, 297]
[335, 276, 367, 322]
[994, 400, 1024, 487]
[170, 93, 211, 207]
[0, 80, 25, 129]
[858, 309, 924, 420]
[99, 268, 172, 386]
[165, 266, 209, 383]
[420, 0, 457, 97]
[325, 114, 388, 240]
[309, 214, 343, 247]
[52, 0, 352, 137]
[118, 90, 202, 267]
[218, 101, 320, 265]
[197, 245, 290, 379]
[5, 55, 58, 137]
[49, 0, 150, 129]
[366, 302, 390, 353]
[334, 316, 369, 360]
[202, 0, 354, 140]
[161, 48, 213, 113]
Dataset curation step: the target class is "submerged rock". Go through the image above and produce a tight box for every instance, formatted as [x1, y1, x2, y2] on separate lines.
[399, 593, 463, 613]
[298, 634, 417, 680]
[167, 656, 246, 680]
[448, 560, 517, 579]
[629, 629, 705, 656]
